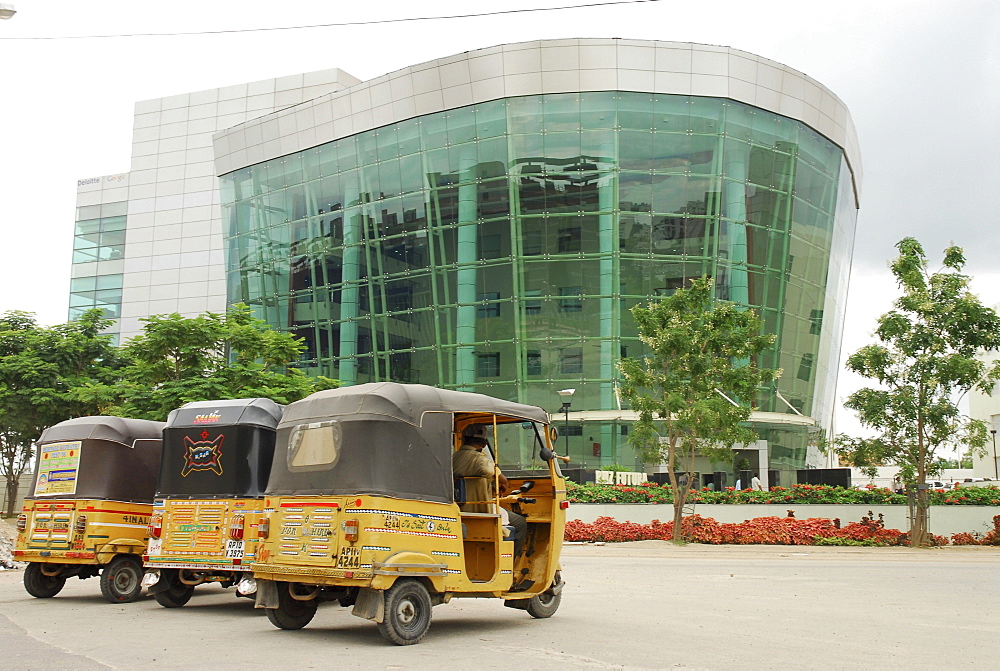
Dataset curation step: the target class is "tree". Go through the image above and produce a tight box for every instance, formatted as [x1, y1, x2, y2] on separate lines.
[0, 309, 125, 516]
[78, 305, 338, 421]
[618, 276, 780, 541]
[835, 238, 1000, 546]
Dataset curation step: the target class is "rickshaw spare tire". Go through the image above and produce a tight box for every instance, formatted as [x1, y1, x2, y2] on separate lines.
[265, 582, 318, 630]
[24, 562, 67, 598]
[100, 555, 143, 603]
[377, 579, 432, 646]
[153, 572, 195, 608]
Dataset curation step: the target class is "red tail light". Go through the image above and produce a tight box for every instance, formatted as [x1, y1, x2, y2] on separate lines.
[74, 515, 88, 533]
[16, 513, 27, 532]
[258, 516, 269, 539]
[229, 514, 245, 541]
[559, 501, 570, 510]
[343, 519, 359, 542]
[148, 514, 162, 538]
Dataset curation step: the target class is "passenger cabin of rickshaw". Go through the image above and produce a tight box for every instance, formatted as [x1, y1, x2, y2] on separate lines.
[144, 398, 283, 607]
[15, 416, 165, 603]
[253, 383, 567, 644]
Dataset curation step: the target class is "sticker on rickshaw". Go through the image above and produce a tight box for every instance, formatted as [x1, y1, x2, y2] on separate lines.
[337, 546, 361, 569]
[34, 441, 82, 496]
[225, 540, 245, 559]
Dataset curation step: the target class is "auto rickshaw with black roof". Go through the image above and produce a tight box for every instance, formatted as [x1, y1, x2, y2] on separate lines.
[14, 415, 165, 603]
[250, 382, 569, 645]
[141, 397, 282, 607]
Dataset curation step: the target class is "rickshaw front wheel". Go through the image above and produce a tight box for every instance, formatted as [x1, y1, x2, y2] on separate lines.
[525, 590, 562, 618]
[265, 583, 318, 630]
[100, 555, 143, 603]
[24, 562, 66, 598]
[377, 578, 432, 645]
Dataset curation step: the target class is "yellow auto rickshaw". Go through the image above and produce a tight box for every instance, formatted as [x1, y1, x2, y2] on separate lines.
[250, 382, 568, 645]
[142, 398, 283, 607]
[14, 416, 165, 603]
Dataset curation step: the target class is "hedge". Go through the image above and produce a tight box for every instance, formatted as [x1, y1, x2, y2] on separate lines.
[566, 482, 1000, 506]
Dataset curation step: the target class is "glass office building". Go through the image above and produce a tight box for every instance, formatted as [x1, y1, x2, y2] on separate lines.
[215, 40, 861, 476]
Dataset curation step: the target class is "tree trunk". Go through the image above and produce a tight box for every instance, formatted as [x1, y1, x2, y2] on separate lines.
[672, 485, 686, 542]
[911, 487, 930, 547]
[4, 473, 21, 518]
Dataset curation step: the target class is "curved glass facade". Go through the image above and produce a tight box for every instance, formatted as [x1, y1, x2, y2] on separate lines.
[220, 92, 857, 471]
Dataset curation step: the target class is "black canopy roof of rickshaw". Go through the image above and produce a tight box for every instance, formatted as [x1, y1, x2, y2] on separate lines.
[279, 382, 549, 428]
[267, 383, 549, 502]
[38, 415, 166, 446]
[30, 416, 165, 503]
[156, 398, 283, 498]
[166, 397, 283, 429]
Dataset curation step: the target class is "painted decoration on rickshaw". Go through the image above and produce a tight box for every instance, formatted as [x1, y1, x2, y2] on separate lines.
[34, 441, 82, 496]
[180, 432, 225, 477]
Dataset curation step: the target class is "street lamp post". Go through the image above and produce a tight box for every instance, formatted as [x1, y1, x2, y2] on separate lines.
[991, 430, 998, 479]
[557, 388, 575, 456]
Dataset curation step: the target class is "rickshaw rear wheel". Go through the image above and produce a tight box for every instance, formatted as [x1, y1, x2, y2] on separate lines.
[24, 562, 66, 598]
[377, 578, 432, 645]
[100, 555, 143, 603]
[265, 583, 318, 630]
[153, 574, 195, 608]
[525, 590, 562, 618]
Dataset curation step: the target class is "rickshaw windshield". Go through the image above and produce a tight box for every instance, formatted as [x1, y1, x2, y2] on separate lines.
[481, 421, 549, 469]
[266, 383, 549, 503]
[29, 416, 165, 503]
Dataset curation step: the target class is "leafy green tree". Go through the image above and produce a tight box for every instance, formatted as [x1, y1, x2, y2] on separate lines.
[0, 309, 124, 516]
[78, 305, 338, 420]
[618, 276, 780, 541]
[836, 239, 1000, 546]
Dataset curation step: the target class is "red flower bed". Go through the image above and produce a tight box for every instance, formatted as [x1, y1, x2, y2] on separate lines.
[565, 512, 929, 546]
[948, 514, 1000, 546]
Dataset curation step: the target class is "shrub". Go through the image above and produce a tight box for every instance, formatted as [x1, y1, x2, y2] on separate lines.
[565, 481, 1000, 506]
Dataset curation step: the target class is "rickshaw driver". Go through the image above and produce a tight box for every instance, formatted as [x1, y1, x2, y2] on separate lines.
[452, 435, 527, 557]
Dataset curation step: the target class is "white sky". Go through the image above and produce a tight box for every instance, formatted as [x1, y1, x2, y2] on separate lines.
[1, 0, 998, 439]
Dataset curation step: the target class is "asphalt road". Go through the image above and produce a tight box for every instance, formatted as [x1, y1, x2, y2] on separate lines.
[1, 543, 998, 670]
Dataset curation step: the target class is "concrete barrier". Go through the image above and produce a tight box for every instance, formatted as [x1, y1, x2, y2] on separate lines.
[567, 503, 1000, 537]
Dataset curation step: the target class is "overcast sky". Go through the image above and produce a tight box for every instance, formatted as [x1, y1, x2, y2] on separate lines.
[1, 0, 998, 437]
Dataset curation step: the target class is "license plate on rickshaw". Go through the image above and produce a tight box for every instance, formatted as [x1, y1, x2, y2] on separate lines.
[337, 546, 360, 569]
[225, 540, 245, 559]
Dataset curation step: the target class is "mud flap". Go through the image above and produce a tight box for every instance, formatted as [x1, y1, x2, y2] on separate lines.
[255, 579, 278, 609]
[351, 587, 385, 623]
[146, 573, 170, 595]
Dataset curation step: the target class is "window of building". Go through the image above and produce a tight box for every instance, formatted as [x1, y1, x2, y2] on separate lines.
[809, 309, 824, 335]
[557, 226, 582, 253]
[386, 285, 413, 312]
[526, 350, 542, 375]
[477, 292, 501, 318]
[558, 286, 582, 313]
[522, 229, 543, 256]
[73, 214, 127, 263]
[559, 347, 583, 374]
[523, 289, 542, 315]
[797, 353, 814, 381]
[68, 273, 123, 320]
[477, 352, 500, 378]
[479, 233, 502, 260]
